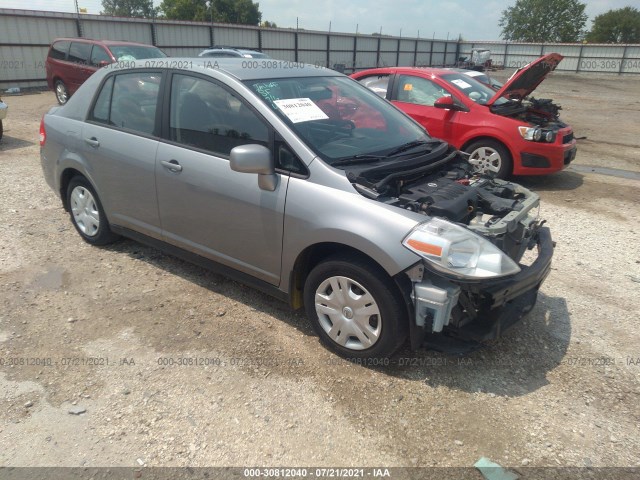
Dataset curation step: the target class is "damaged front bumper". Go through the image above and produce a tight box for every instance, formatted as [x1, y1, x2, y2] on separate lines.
[408, 226, 554, 350]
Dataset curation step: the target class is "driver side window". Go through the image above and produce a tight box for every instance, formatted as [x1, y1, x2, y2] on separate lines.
[169, 74, 269, 156]
[396, 75, 447, 107]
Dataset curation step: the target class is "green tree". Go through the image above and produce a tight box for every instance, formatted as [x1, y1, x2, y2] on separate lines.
[261, 20, 277, 28]
[499, 0, 588, 42]
[159, 0, 261, 25]
[587, 7, 640, 43]
[158, 0, 208, 21]
[101, 0, 157, 18]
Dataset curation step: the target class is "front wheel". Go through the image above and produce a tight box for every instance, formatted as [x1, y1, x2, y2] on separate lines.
[66, 177, 119, 245]
[464, 140, 512, 179]
[304, 254, 407, 359]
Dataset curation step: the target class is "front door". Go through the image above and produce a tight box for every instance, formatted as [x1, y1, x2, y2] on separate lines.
[155, 73, 288, 285]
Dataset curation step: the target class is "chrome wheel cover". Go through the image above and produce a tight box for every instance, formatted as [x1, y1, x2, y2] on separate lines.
[468, 146, 502, 174]
[55, 82, 68, 104]
[70, 186, 100, 236]
[314, 276, 381, 350]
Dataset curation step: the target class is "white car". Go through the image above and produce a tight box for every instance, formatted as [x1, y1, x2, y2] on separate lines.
[446, 68, 503, 90]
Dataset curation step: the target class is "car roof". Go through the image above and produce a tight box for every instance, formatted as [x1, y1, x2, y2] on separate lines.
[354, 67, 457, 77]
[101, 57, 340, 81]
[201, 46, 261, 53]
[52, 37, 157, 47]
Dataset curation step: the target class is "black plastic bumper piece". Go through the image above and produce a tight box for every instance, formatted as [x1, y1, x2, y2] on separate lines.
[476, 226, 553, 309]
[521, 152, 551, 168]
[422, 227, 553, 350]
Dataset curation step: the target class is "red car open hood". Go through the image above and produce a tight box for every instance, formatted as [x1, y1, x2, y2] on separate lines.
[486, 53, 563, 106]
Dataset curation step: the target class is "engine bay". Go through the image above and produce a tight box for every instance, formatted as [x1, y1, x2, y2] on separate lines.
[492, 96, 567, 129]
[349, 147, 543, 262]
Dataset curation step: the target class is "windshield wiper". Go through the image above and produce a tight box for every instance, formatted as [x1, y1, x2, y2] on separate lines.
[331, 154, 386, 167]
[385, 139, 438, 157]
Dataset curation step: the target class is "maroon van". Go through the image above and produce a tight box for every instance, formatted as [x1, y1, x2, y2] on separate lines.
[45, 38, 166, 105]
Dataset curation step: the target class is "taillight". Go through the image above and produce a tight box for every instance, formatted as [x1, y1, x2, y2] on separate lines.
[39, 116, 46, 146]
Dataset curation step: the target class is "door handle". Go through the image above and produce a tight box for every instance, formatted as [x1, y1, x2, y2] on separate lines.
[84, 137, 100, 148]
[161, 159, 183, 172]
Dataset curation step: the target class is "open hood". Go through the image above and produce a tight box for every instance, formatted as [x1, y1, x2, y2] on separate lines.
[487, 53, 563, 106]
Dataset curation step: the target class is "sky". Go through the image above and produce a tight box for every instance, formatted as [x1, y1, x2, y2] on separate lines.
[0, 0, 634, 40]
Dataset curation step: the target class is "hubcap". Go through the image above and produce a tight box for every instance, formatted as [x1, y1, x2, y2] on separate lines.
[56, 83, 68, 103]
[314, 276, 381, 350]
[467, 146, 502, 174]
[70, 186, 100, 236]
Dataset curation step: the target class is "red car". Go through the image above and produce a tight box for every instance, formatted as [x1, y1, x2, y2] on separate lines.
[351, 53, 577, 178]
[45, 38, 166, 105]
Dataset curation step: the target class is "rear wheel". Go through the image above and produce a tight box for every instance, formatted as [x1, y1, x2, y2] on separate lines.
[66, 177, 119, 245]
[54, 80, 69, 105]
[464, 140, 512, 178]
[304, 254, 407, 359]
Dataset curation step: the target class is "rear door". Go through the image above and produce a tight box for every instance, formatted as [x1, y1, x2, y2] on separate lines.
[155, 72, 288, 285]
[81, 71, 163, 238]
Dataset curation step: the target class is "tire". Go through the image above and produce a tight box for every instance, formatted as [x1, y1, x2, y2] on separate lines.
[54, 80, 69, 105]
[304, 254, 408, 359]
[66, 176, 119, 245]
[464, 139, 512, 179]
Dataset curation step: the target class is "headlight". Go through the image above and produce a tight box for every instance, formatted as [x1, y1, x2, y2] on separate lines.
[518, 126, 541, 141]
[402, 218, 521, 279]
[544, 130, 556, 142]
[518, 126, 556, 143]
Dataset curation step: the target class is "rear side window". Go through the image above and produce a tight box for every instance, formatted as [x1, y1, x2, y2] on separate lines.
[90, 72, 161, 136]
[90, 77, 114, 123]
[357, 75, 390, 98]
[49, 41, 70, 60]
[68, 42, 92, 64]
[169, 74, 269, 156]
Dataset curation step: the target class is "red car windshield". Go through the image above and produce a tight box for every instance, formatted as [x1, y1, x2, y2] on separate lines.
[109, 45, 166, 61]
[440, 73, 509, 106]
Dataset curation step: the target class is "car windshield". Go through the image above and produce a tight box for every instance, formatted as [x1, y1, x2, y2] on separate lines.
[440, 73, 508, 106]
[244, 52, 269, 58]
[109, 45, 166, 61]
[246, 76, 430, 164]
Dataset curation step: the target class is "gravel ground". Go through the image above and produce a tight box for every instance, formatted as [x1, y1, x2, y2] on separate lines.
[0, 72, 639, 474]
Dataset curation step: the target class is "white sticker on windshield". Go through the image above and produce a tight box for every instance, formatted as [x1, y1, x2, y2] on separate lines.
[451, 79, 472, 89]
[274, 98, 329, 123]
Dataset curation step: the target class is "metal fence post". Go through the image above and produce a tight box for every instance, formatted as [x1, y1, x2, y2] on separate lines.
[326, 34, 330, 68]
[352, 35, 358, 72]
[619, 45, 629, 75]
[576, 43, 584, 73]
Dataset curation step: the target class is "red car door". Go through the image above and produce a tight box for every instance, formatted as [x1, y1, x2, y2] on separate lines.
[391, 73, 462, 144]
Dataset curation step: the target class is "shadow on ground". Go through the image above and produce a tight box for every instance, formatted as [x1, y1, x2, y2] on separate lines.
[102, 238, 569, 398]
[514, 169, 584, 191]
[0, 135, 37, 151]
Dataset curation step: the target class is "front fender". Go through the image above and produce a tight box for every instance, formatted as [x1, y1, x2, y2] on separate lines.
[281, 174, 425, 292]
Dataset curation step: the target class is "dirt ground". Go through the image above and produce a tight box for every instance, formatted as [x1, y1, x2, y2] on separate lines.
[0, 71, 639, 475]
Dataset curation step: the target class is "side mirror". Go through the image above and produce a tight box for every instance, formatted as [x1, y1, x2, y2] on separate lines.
[433, 96, 467, 111]
[98, 60, 111, 68]
[230, 144, 277, 191]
